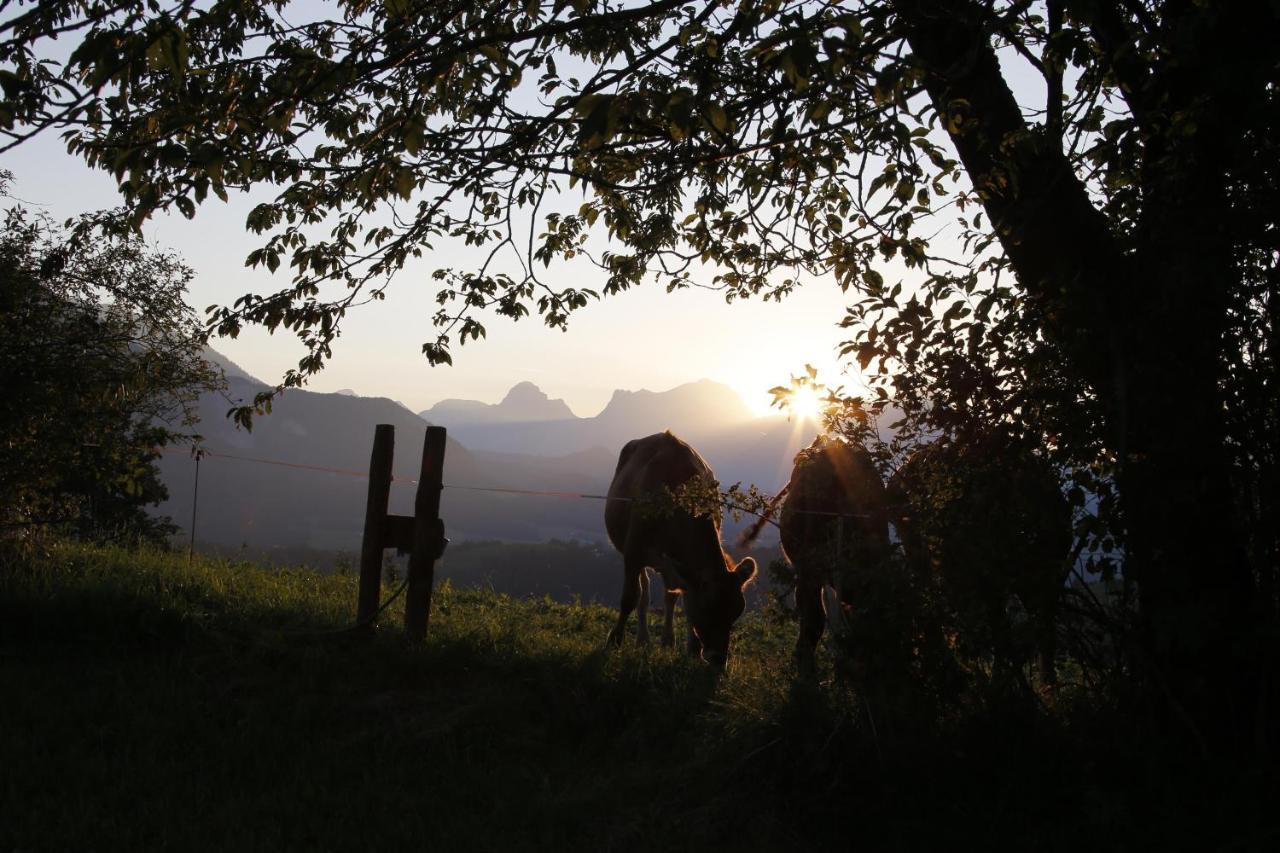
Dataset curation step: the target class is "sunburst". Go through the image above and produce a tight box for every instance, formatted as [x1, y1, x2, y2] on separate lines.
[786, 384, 824, 421]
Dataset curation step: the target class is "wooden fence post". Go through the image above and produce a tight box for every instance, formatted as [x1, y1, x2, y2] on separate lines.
[404, 426, 448, 642]
[357, 424, 395, 629]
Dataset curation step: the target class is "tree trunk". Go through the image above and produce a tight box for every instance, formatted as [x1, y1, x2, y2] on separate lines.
[1117, 257, 1254, 744]
[894, 0, 1259, 744]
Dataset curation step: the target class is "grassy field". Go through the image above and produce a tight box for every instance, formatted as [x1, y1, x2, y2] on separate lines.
[1, 543, 1273, 852]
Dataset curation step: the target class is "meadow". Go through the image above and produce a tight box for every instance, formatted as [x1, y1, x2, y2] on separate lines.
[1, 543, 1271, 851]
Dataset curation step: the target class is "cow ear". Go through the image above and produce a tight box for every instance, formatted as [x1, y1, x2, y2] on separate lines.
[734, 557, 757, 586]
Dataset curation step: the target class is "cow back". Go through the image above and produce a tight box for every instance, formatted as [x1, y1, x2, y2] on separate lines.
[780, 437, 891, 589]
[605, 431, 720, 567]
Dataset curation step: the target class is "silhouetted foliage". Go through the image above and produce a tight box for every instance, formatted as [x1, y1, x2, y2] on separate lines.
[0, 173, 222, 546]
[889, 434, 1072, 690]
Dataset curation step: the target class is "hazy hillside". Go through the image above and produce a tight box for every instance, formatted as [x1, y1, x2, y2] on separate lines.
[155, 354, 816, 555]
[156, 363, 611, 552]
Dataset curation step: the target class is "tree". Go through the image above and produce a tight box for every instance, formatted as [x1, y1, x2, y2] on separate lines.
[0, 172, 222, 545]
[2, 1, 1275, 740]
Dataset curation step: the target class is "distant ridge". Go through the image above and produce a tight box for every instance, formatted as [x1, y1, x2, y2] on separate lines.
[594, 379, 754, 425]
[419, 380, 576, 425]
[418, 378, 759, 456]
[204, 346, 264, 386]
[154, 371, 609, 552]
[156, 362, 815, 554]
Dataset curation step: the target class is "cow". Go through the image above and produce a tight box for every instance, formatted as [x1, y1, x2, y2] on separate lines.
[605, 432, 757, 667]
[886, 435, 1072, 688]
[740, 435, 894, 672]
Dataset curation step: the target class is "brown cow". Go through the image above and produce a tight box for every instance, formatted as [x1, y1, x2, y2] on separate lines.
[750, 436, 894, 672]
[737, 438, 896, 671]
[605, 432, 757, 666]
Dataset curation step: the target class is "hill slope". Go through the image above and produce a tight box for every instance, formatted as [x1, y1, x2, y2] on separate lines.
[156, 373, 612, 552]
[1, 543, 1255, 852]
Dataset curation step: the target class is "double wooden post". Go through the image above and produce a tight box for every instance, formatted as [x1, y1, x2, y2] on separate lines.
[356, 424, 448, 641]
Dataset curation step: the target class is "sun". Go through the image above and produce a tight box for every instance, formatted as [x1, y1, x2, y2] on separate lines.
[786, 384, 823, 421]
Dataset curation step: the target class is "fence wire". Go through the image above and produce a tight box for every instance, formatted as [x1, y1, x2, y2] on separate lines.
[162, 444, 876, 520]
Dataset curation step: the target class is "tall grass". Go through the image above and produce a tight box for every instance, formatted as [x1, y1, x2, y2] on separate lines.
[1, 543, 1273, 851]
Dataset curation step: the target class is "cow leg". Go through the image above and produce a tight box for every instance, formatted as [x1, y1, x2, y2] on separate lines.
[823, 585, 841, 633]
[686, 621, 703, 659]
[794, 570, 827, 673]
[662, 589, 678, 648]
[636, 567, 652, 646]
[607, 553, 645, 648]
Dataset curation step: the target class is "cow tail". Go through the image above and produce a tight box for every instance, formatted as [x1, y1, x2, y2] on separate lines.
[737, 481, 791, 548]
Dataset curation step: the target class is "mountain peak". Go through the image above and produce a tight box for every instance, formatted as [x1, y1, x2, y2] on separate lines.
[597, 379, 753, 428]
[420, 381, 576, 425]
[497, 381, 576, 420]
[501, 381, 551, 406]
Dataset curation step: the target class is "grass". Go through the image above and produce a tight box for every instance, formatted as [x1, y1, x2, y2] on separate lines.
[2, 542, 1275, 852]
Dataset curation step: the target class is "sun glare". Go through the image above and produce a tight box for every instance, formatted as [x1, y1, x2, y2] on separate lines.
[787, 385, 823, 421]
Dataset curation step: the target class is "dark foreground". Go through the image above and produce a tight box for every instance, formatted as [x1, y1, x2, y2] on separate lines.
[1, 544, 1274, 851]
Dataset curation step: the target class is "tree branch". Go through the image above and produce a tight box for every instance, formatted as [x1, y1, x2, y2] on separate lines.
[893, 0, 1128, 397]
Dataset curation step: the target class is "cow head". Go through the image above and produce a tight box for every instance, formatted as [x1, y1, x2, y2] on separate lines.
[685, 556, 757, 667]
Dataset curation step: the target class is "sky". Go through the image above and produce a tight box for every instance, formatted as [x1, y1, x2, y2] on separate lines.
[2, 134, 869, 419]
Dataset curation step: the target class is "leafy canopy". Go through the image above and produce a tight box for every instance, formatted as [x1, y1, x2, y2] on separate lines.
[1, 1, 1271, 400]
[4, 1, 999, 378]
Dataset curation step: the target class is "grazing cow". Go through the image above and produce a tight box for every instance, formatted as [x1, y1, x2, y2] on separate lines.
[742, 436, 893, 672]
[605, 432, 757, 666]
[886, 435, 1072, 687]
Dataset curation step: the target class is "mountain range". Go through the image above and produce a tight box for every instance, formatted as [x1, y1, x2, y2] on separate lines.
[418, 377, 760, 456]
[419, 381, 576, 425]
[154, 352, 818, 561]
